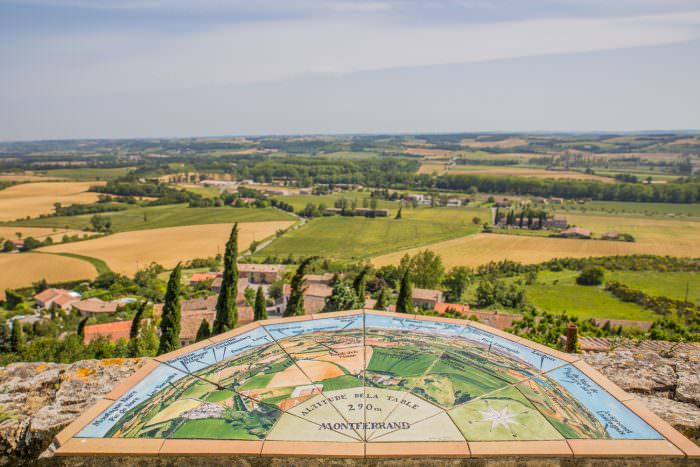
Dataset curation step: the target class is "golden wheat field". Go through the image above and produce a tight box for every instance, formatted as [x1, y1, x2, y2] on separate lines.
[0, 253, 97, 299]
[0, 227, 87, 243]
[40, 221, 294, 275]
[0, 173, 61, 182]
[0, 181, 104, 221]
[371, 229, 700, 270]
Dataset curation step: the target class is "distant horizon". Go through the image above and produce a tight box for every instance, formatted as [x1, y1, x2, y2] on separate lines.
[3, 128, 700, 145]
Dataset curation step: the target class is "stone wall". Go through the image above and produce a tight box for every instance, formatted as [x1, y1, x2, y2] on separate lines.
[0, 347, 698, 465]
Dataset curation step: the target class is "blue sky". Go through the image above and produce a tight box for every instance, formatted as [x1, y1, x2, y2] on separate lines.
[1, 0, 700, 140]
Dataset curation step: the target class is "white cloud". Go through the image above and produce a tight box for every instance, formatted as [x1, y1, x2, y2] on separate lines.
[2, 9, 700, 99]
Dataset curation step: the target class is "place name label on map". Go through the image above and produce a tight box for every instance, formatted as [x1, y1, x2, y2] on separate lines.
[560, 366, 599, 396]
[319, 422, 409, 431]
[596, 410, 634, 436]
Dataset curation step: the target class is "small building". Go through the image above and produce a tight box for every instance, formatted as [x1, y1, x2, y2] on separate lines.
[549, 197, 565, 205]
[544, 216, 568, 230]
[412, 288, 444, 310]
[560, 227, 591, 239]
[34, 288, 80, 310]
[72, 298, 120, 317]
[238, 264, 285, 284]
[446, 198, 463, 207]
[601, 231, 620, 240]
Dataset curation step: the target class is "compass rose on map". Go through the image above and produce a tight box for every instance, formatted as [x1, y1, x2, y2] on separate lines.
[480, 406, 522, 431]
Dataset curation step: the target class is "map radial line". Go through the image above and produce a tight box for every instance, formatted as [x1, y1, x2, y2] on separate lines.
[260, 323, 365, 442]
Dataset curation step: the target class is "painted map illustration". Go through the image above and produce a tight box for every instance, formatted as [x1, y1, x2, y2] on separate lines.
[75, 311, 662, 443]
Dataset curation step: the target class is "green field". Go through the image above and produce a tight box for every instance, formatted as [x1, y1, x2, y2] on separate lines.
[367, 348, 437, 376]
[558, 201, 700, 219]
[278, 191, 397, 212]
[524, 271, 657, 321]
[7, 204, 294, 233]
[42, 167, 134, 180]
[607, 271, 699, 304]
[254, 209, 481, 260]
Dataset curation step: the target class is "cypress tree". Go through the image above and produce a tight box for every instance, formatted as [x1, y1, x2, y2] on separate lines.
[352, 268, 368, 308]
[130, 301, 148, 340]
[77, 317, 89, 340]
[195, 319, 211, 342]
[213, 223, 239, 334]
[396, 270, 414, 314]
[10, 322, 25, 353]
[254, 286, 267, 321]
[374, 287, 389, 310]
[395, 206, 402, 219]
[284, 257, 316, 317]
[158, 263, 182, 355]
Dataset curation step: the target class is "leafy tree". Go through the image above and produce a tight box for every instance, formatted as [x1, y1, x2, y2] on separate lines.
[407, 250, 444, 289]
[89, 214, 112, 232]
[195, 319, 211, 342]
[4, 289, 23, 310]
[374, 287, 389, 310]
[243, 286, 256, 307]
[213, 223, 239, 334]
[254, 286, 268, 321]
[576, 266, 605, 286]
[443, 266, 472, 302]
[10, 322, 25, 353]
[396, 271, 414, 314]
[284, 257, 316, 317]
[2, 240, 15, 252]
[323, 281, 358, 312]
[352, 268, 368, 307]
[158, 263, 182, 355]
[472, 216, 482, 225]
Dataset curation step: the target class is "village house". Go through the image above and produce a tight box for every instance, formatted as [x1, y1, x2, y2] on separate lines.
[238, 264, 285, 284]
[446, 197, 463, 207]
[283, 283, 333, 315]
[72, 298, 120, 317]
[412, 288, 444, 310]
[82, 320, 132, 345]
[560, 227, 592, 239]
[33, 288, 80, 310]
[549, 197, 565, 205]
[304, 273, 335, 285]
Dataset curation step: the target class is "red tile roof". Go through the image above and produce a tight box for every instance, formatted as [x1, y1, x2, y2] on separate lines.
[189, 272, 220, 283]
[83, 320, 132, 344]
[434, 303, 470, 314]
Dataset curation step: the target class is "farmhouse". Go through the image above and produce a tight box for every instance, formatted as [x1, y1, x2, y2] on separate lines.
[33, 288, 80, 310]
[82, 320, 132, 345]
[412, 288, 444, 309]
[560, 227, 592, 239]
[72, 298, 120, 317]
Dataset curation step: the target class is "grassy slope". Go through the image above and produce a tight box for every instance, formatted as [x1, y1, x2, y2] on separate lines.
[558, 201, 700, 220]
[254, 207, 485, 260]
[607, 271, 699, 304]
[279, 191, 397, 212]
[8, 205, 294, 233]
[524, 270, 657, 321]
